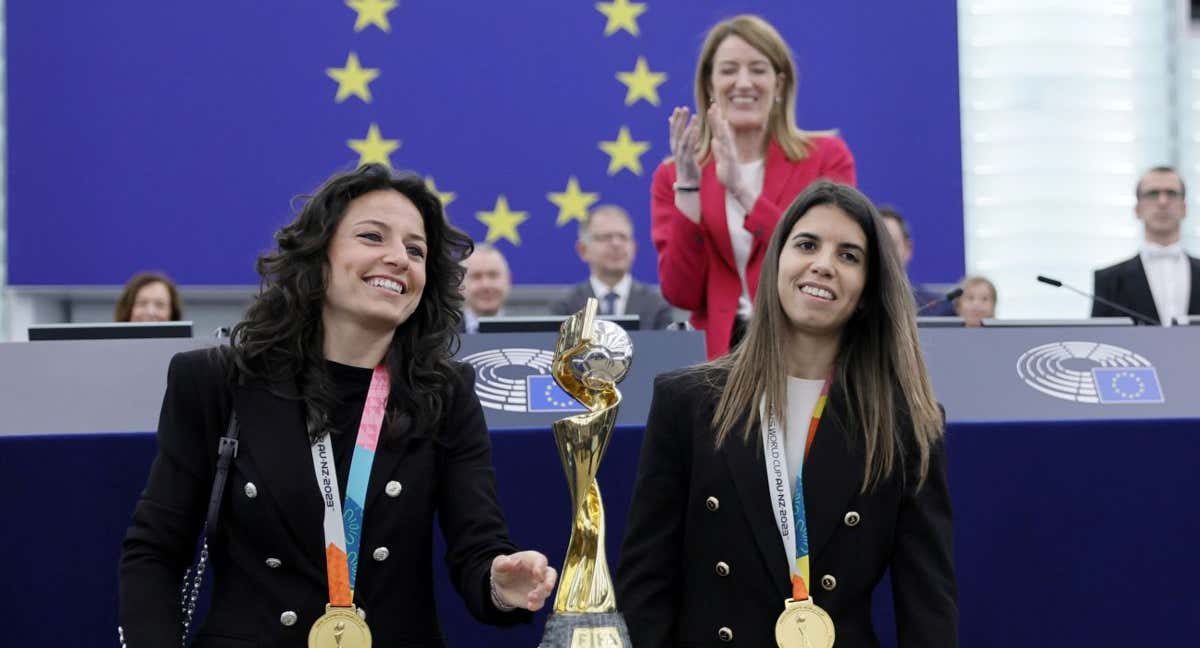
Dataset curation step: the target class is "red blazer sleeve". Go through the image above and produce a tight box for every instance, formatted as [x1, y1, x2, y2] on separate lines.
[741, 136, 857, 290]
[651, 161, 709, 312]
[817, 135, 856, 185]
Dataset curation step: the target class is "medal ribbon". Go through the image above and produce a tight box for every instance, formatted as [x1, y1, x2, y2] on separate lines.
[308, 365, 389, 607]
[761, 375, 832, 602]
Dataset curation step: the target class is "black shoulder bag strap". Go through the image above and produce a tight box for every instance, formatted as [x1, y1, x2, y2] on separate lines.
[177, 388, 240, 645]
[205, 411, 240, 537]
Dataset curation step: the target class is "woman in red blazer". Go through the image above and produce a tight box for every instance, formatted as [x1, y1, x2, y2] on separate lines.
[653, 14, 856, 359]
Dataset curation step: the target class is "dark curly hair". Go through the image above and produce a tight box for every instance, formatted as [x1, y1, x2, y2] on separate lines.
[229, 164, 473, 444]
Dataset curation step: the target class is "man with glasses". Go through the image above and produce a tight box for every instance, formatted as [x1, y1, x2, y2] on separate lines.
[550, 205, 675, 329]
[1093, 166, 1200, 325]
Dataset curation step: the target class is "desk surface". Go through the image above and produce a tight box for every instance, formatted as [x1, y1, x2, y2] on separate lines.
[1, 325, 1197, 436]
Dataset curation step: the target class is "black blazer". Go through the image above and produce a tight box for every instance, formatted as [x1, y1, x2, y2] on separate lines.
[119, 348, 529, 647]
[1092, 254, 1200, 324]
[616, 367, 957, 648]
[549, 278, 676, 330]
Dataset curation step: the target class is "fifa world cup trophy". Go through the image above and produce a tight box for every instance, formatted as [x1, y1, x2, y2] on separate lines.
[539, 298, 634, 647]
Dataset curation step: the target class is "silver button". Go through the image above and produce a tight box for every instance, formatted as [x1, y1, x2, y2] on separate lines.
[265, 558, 281, 569]
[715, 561, 730, 577]
[385, 481, 402, 497]
[821, 574, 837, 591]
[844, 511, 861, 527]
[372, 547, 390, 561]
[357, 607, 367, 621]
[705, 496, 720, 512]
[718, 626, 733, 642]
[244, 482, 258, 499]
[280, 611, 297, 626]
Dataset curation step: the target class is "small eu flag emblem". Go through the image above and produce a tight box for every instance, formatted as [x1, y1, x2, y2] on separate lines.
[525, 375, 587, 413]
[1092, 367, 1165, 404]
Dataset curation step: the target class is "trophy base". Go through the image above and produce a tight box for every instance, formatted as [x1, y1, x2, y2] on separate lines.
[538, 612, 632, 648]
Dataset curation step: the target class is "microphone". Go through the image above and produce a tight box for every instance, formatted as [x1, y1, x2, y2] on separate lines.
[917, 287, 964, 314]
[1035, 275, 1159, 326]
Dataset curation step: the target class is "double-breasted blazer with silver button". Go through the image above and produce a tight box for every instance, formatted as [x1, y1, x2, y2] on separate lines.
[119, 348, 529, 647]
[616, 366, 957, 647]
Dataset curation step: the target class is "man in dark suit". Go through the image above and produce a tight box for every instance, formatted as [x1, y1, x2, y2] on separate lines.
[462, 243, 512, 334]
[878, 206, 957, 316]
[550, 205, 675, 329]
[1093, 165, 1200, 326]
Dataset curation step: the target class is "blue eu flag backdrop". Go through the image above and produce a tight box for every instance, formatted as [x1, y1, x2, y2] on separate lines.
[7, 1, 963, 287]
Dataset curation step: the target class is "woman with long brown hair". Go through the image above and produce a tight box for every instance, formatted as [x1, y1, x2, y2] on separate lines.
[618, 181, 956, 646]
[114, 272, 183, 322]
[653, 14, 856, 359]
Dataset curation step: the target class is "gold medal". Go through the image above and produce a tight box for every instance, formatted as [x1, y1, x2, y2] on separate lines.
[775, 597, 835, 648]
[308, 604, 372, 648]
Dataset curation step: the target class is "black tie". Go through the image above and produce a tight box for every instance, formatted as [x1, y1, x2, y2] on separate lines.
[602, 292, 619, 315]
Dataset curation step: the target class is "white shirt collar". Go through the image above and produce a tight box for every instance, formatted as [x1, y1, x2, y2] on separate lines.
[1140, 240, 1185, 260]
[589, 274, 632, 316]
[590, 273, 632, 301]
[463, 307, 504, 334]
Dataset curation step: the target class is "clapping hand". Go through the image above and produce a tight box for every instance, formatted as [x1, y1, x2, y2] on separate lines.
[669, 106, 702, 185]
[490, 551, 558, 612]
[707, 103, 752, 211]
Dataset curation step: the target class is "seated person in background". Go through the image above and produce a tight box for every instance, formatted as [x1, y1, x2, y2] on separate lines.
[114, 272, 183, 322]
[1093, 165, 1200, 326]
[551, 205, 675, 329]
[955, 275, 997, 327]
[462, 243, 512, 333]
[878, 206, 956, 315]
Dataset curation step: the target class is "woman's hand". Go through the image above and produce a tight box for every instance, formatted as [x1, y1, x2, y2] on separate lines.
[669, 107, 701, 185]
[707, 104, 753, 212]
[490, 551, 558, 611]
[669, 106, 703, 224]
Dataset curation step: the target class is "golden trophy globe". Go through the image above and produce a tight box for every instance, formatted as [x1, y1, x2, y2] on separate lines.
[539, 298, 633, 648]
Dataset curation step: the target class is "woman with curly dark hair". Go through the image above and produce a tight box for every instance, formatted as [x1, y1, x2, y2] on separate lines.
[119, 164, 556, 647]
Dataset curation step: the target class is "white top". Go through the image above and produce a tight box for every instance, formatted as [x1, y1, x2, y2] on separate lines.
[785, 376, 827, 481]
[726, 159, 766, 318]
[589, 273, 633, 316]
[1139, 241, 1191, 327]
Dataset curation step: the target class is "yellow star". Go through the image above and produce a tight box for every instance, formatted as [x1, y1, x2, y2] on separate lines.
[347, 123, 400, 168]
[599, 126, 650, 176]
[476, 195, 529, 245]
[595, 0, 647, 37]
[346, 0, 397, 33]
[616, 56, 667, 106]
[425, 176, 456, 210]
[547, 176, 600, 227]
[326, 52, 380, 103]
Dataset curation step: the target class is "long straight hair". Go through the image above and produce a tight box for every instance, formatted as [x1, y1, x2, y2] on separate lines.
[693, 15, 835, 163]
[711, 181, 943, 490]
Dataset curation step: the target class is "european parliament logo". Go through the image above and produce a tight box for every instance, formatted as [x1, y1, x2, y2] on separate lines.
[1016, 341, 1165, 405]
[460, 348, 586, 413]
